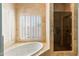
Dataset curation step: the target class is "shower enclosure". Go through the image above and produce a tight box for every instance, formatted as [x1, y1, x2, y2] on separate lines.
[50, 3, 77, 55]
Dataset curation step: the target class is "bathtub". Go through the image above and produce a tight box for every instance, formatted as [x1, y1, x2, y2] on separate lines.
[4, 42, 43, 56]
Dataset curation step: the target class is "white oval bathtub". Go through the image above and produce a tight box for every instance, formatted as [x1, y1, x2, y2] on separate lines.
[4, 42, 43, 56]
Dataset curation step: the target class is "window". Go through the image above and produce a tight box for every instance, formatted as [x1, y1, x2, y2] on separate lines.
[19, 16, 42, 41]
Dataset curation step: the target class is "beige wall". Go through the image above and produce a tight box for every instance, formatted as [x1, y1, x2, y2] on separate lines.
[2, 4, 15, 48]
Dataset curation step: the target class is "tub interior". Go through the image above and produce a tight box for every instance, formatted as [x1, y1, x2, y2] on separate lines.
[4, 42, 43, 56]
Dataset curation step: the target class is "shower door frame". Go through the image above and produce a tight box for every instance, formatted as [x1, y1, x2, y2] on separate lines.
[50, 3, 78, 56]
